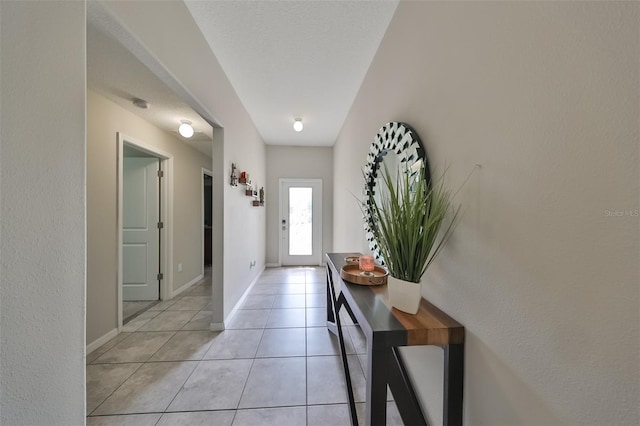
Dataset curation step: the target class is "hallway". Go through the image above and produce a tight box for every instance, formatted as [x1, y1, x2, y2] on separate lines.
[86, 267, 402, 425]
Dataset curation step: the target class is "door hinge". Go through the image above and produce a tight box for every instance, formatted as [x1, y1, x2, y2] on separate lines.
[157, 273, 164, 281]
[157, 222, 164, 229]
[157, 170, 164, 178]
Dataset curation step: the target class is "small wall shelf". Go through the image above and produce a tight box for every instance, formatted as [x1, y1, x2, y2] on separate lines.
[232, 166, 264, 206]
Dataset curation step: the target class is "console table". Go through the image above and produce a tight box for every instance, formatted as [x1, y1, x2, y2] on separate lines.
[325, 253, 465, 426]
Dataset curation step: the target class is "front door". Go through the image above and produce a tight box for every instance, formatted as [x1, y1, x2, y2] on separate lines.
[123, 157, 161, 301]
[280, 179, 322, 266]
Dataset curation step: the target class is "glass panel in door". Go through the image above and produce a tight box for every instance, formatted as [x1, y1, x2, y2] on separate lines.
[288, 187, 313, 256]
[280, 179, 322, 266]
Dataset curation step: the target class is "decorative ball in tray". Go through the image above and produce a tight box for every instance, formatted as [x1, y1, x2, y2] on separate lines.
[340, 264, 388, 286]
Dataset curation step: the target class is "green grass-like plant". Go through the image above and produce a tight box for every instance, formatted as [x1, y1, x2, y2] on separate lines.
[367, 163, 459, 283]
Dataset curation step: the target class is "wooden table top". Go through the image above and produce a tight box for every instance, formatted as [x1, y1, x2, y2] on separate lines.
[326, 253, 464, 346]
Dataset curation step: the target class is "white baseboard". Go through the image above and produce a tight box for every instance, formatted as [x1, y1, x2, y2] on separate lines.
[223, 266, 265, 327]
[171, 273, 204, 298]
[87, 328, 119, 355]
[210, 322, 225, 331]
[266, 262, 325, 268]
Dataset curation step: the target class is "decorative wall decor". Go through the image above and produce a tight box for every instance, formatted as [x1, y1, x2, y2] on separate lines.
[231, 164, 264, 207]
[230, 163, 238, 186]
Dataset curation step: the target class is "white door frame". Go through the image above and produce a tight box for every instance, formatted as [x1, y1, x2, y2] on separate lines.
[117, 132, 174, 330]
[202, 168, 213, 277]
[278, 178, 323, 266]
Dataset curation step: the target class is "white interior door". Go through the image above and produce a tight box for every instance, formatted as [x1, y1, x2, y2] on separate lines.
[280, 179, 322, 266]
[123, 157, 160, 301]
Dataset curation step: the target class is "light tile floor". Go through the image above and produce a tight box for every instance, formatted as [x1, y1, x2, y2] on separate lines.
[123, 301, 158, 323]
[87, 267, 403, 425]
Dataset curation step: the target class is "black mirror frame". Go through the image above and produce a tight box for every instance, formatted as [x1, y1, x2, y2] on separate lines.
[362, 122, 429, 261]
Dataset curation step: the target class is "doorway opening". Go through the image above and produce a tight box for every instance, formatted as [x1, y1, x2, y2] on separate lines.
[122, 148, 160, 322]
[279, 179, 323, 266]
[203, 169, 213, 272]
[117, 133, 173, 329]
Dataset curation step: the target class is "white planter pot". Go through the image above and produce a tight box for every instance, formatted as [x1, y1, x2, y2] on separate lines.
[388, 275, 421, 314]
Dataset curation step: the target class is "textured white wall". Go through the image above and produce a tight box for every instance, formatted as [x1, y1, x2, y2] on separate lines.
[96, 1, 267, 319]
[265, 146, 334, 265]
[87, 90, 212, 345]
[0, 1, 86, 424]
[334, 2, 639, 424]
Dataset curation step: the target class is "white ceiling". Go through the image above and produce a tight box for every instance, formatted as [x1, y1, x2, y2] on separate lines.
[184, 0, 398, 146]
[87, 1, 398, 152]
[87, 22, 214, 158]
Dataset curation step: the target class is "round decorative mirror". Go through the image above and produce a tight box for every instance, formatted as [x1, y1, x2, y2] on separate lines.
[363, 122, 429, 261]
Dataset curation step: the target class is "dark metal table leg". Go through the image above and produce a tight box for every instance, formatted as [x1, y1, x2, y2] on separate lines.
[342, 299, 358, 325]
[326, 265, 339, 336]
[388, 348, 427, 426]
[327, 267, 358, 425]
[367, 335, 389, 426]
[326, 265, 336, 324]
[443, 344, 464, 426]
[335, 297, 358, 426]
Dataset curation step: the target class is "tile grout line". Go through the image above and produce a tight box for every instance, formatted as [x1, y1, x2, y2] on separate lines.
[236, 279, 269, 416]
[87, 362, 144, 417]
[89, 299, 212, 418]
[89, 268, 339, 425]
[153, 298, 219, 419]
[305, 272, 309, 426]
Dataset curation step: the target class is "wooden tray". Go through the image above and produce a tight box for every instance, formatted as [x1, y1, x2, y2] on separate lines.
[344, 256, 360, 265]
[340, 264, 388, 286]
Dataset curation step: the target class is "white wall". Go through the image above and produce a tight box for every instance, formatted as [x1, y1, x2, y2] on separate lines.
[87, 90, 212, 345]
[95, 1, 266, 320]
[265, 146, 334, 265]
[334, 2, 639, 424]
[0, 1, 87, 424]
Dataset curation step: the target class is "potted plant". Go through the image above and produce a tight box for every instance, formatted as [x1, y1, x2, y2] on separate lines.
[366, 162, 459, 314]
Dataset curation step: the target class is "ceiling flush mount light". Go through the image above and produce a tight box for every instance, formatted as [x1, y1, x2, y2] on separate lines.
[293, 118, 303, 132]
[178, 120, 194, 138]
